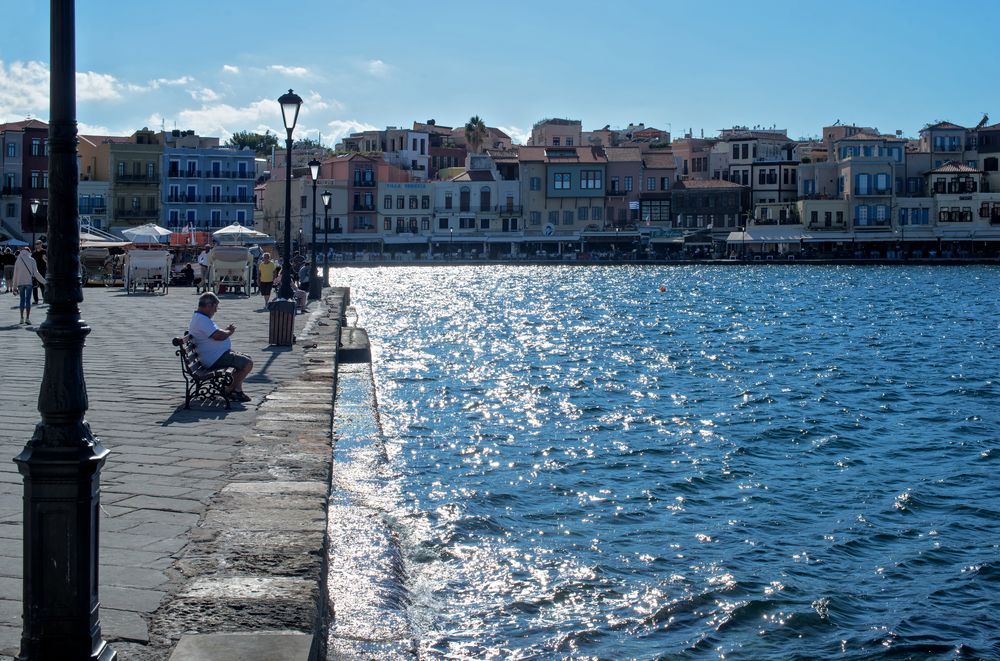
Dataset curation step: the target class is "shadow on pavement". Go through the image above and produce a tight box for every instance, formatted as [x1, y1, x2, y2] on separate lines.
[160, 400, 246, 426]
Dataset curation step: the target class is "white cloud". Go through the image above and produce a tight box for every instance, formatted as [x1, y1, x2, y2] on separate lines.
[268, 65, 309, 78]
[326, 119, 379, 145]
[0, 60, 49, 119]
[163, 97, 283, 141]
[222, 64, 240, 75]
[77, 71, 122, 101]
[497, 125, 530, 145]
[126, 76, 194, 93]
[78, 121, 111, 135]
[188, 87, 222, 103]
[366, 59, 390, 77]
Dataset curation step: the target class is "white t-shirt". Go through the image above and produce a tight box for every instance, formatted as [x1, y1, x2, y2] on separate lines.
[188, 311, 230, 367]
[198, 251, 210, 267]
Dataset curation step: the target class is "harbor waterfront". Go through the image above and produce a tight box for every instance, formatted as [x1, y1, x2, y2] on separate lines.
[342, 264, 1000, 659]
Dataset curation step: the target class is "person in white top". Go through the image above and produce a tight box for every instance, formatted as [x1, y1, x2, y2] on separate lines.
[197, 247, 211, 293]
[12, 245, 46, 324]
[187, 292, 253, 402]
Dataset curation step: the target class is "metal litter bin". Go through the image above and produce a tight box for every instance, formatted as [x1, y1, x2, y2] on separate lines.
[268, 299, 296, 346]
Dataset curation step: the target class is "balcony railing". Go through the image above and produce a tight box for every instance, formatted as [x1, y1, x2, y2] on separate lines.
[352, 203, 376, 211]
[1, 186, 22, 196]
[352, 179, 377, 188]
[116, 208, 159, 219]
[115, 174, 158, 183]
[168, 169, 255, 179]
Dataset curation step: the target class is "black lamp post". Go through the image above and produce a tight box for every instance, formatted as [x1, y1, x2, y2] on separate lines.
[449, 226, 453, 257]
[14, 1, 116, 658]
[307, 158, 321, 300]
[321, 189, 331, 287]
[269, 89, 301, 346]
[30, 198, 40, 246]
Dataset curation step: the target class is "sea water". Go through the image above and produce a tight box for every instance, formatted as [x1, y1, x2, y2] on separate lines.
[340, 264, 1000, 660]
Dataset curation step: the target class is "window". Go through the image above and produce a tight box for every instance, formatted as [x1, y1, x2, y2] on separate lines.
[480, 187, 491, 210]
[856, 205, 869, 225]
[5, 142, 14, 157]
[824, 211, 832, 227]
[28, 171, 37, 189]
[530, 211, 541, 225]
[610, 176, 620, 192]
[552, 137, 560, 146]
[460, 187, 470, 211]
[445, 193, 452, 209]
[580, 171, 602, 189]
[396, 196, 405, 209]
[5, 203, 15, 218]
[147, 162, 155, 178]
[592, 206, 602, 221]
[459, 217, 475, 229]
[661, 177, 670, 191]
[530, 177, 541, 191]
[566, 138, 573, 146]
[548, 210, 558, 224]
[384, 218, 392, 231]
[647, 177, 655, 191]
[480, 218, 490, 230]
[395, 218, 405, 233]
[422, 195, 430, 209]
[31, 139, 41, 156]
[186, 209, 196, 223]
[384, 195, 392, 209]
[438, 218, 449, 230]
[421, 218, 430, 230]
[624, 176, 633, 192]
[117, 162, 126, 177]
[554, 173, 571, 190]
[131, 196, 140, 210]
[855, 173, 871, 195]
[578, 207, 588, 221]
[875, 173, 890, 193]
[741, 144, 749, 159]
[732, 144, 739, 159]
[563, 210, 573, 225]
[811, 211, 818, 224]
[210, 210, 222, 226]
[985, 157, 999, 172]
[169, 209, 180, 224]
[353, 215, 372, 230]
[42, 172, 49, 188]
[758, 169, 766, 185]
[409, 195, 418, 209]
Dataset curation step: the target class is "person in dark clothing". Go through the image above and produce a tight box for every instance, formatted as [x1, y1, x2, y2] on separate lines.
[31, 241, 46, 304]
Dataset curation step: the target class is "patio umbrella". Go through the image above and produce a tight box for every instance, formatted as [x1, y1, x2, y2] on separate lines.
[122, 223, 172, 244]
[0, 238, 29, 247]
[212, 223, 270, 243]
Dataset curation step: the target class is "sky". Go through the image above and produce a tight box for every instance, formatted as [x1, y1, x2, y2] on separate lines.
[3, 0, 1000, 146]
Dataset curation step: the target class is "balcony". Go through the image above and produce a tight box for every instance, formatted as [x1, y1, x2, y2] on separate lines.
[352, 203, 376, 211]
[116, 208, 159, 219]
[1, 186, 22, 196]
[352, 180, 377, 188]
[853, 188, 892, 197]
[115, 174, 158, 184]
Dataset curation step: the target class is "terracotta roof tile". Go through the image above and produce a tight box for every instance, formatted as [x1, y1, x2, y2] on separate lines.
[923, 121, 965, 131]
[604, 147, 642, 162]
[0, 119, 48, 131]
[925, 161, 980, 174]
[642, 152, 676, 169]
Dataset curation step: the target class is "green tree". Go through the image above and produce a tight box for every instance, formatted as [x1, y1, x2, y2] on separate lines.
[464, 115, 488, 154]
[225, 130, 279, 155]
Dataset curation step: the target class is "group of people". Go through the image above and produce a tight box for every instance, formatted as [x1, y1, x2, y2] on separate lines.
[2, 241, 48, 324]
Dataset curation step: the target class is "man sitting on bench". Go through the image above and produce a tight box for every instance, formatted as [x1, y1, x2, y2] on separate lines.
[188, 292, 253, 403]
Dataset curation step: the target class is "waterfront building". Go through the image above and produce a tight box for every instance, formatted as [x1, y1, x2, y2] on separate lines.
[638, 151, 676, 227]
[604, 147, 642, 228]
[413, 121, 466, 179]
[78, 179, 110, 231]
[518, 146, 608, 234]
[160, 130, 256, 230]
[671, 134, 714, 180]
[95, 128, 163, 233]
[975, 121, 1000, 194]
[528, 118, 583, 147]
[0, 119, 49, 240]
[384, 128, 430, 181]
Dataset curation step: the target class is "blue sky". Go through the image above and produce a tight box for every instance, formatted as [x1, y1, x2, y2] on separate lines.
[3, 0, 999, 145]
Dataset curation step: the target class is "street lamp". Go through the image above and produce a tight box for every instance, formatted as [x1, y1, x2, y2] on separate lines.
[30, 198, 40, 246]
[321, 189, 331, 286]
[449, 226, 453, 258]
[269, 88, 302, 346]
[14, 1, 116, 658]
[307, 158, 321, 300]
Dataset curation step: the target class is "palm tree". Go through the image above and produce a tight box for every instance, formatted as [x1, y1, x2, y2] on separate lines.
[464, 115, 488, 154]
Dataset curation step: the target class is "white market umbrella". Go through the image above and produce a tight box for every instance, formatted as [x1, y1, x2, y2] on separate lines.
[122, 223, 172, 244]
[212, 223, 270, 243]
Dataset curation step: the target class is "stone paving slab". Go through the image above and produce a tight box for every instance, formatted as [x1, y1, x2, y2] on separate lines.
[0, 285, 323, 660]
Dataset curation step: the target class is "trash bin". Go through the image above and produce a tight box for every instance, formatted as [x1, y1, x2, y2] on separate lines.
[269, 299, 296, 346]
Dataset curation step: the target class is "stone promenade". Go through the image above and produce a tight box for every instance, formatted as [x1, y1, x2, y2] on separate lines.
[0, 283, 341, 659]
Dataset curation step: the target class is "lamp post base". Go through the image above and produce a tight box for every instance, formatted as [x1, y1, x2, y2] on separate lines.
[268, 300, 296, 346]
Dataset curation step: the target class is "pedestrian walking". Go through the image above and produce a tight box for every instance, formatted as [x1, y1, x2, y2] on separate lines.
[0, 247, 15, 293]
[13, 245, 46, 324]
[197, 246, 210, 293]
[31, 240, 47, 304]
[257, 252, 276, 308]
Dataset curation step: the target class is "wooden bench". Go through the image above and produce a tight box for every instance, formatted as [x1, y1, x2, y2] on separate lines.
[172, 333, 234, 409]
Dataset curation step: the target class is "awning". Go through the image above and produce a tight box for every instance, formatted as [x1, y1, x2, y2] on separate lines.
[725, 226, 806, 244]
[383, 235, 429, 245]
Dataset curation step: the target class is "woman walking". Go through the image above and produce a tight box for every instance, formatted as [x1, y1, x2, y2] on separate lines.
[13, 245, 46, 324]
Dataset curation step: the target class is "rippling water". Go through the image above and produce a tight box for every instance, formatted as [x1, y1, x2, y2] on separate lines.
[340, 265, 1000, 660]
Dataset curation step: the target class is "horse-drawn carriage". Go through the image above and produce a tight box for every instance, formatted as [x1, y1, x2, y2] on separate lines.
[208, 246, 252, 296]
[80, 246, 124, 286]
[124, 249, 171, 295]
